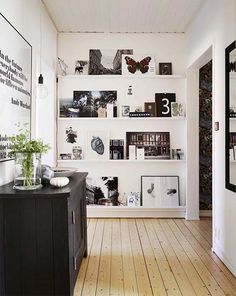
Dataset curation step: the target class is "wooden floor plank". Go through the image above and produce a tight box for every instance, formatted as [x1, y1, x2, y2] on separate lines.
[136, 219, 167, 296]
[96, 219, 112, 296]
[74, 218, 236, 296]
[120, 219, 139, 296]
[158, 219, 211, 296]
[166, 220, 225, 296]
[145, 219, 183, 296]
[74, 219, 98, 296]
[128, 219, 153, 295]
[110, 219, 124, 296]
[81, 219, 105, 296]
[152, 219, 197, 296]
[174, 219, 236, 294]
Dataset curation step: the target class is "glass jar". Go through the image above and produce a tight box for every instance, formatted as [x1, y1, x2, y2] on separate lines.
[13, 153, 42, 190]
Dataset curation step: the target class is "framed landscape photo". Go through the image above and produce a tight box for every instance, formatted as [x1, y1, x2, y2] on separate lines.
[141, 176, 179, 207]
[73, 90, 117, 117]
[86, 130, 109, 160]
[159, 63, 172, 75]
[88, 49, 133, 75]
[0, 13, 32, 162]
[86, 175, 119, 205]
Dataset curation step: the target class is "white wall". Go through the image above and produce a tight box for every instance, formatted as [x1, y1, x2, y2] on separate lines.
[0, 0, 57, 185]
[186, 0, 236, 276]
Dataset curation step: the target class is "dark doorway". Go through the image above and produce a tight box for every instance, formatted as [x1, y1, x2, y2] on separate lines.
[199, 60, 212, 211]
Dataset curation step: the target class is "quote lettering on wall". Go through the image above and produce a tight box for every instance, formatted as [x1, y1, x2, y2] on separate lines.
[0, 13, 32, 161]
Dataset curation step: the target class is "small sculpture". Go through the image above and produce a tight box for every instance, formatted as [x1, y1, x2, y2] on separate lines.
[58, 57, 68, 76]
[50, 177, 69, 188]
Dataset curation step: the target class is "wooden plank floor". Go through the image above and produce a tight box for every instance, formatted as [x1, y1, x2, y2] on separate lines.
[74, 218, 236, 296]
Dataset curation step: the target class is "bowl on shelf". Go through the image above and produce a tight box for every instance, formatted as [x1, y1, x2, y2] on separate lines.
[52, 167, 78, 178]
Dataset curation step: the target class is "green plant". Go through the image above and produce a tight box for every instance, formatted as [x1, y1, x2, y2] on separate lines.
[9, 130, 50, 189]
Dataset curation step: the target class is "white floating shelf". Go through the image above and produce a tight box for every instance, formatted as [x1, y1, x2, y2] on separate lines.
[57, 74, 186, 80]
[87, 205, 186, 218]
[57, 159, 186, 163]
[58, 117, 186, 121]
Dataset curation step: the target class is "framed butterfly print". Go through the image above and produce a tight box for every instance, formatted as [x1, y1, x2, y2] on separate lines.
[122, 55, 156, 76]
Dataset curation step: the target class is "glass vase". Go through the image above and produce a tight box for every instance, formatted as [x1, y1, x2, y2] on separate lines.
[13, 153, 42, 190]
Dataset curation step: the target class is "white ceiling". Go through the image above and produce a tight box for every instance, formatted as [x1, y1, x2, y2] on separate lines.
[42, 0, 205, 33]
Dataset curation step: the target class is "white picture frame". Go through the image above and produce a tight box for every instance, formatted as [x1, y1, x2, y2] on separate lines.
[86, 130, 109, 160]
[141, 176, 180, 207]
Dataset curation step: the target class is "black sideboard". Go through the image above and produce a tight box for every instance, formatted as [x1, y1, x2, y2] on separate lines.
[0, 172, 88, 296]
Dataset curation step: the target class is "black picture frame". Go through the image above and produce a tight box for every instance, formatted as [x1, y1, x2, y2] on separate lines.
[126, 132, 170, 159]
[0, 13, 32, 162]
[155, 93, 176, 117]
[159, 63, 172, 75]
[141, 175, 180, 207]
[225, 41, 236, 192]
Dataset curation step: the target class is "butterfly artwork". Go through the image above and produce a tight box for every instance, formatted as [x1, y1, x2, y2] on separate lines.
[122, 55, 156, 75]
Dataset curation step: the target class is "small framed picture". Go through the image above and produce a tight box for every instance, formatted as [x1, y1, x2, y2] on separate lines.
[159, 63, 172, 75]
[75, 60, 89, 75]
[130, 106, 142, 112]
[141, 175, 179, 207]
[171, 149, 184, 160]
[121, 105, 130, 117]
[171, 102, 185, 117]
[144, 102, 156, 117]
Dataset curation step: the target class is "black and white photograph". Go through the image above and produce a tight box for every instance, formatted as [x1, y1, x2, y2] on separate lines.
[73, 90, 117, 117]
[75, 60, 89, 74]
[72, 145, 83, 160]
[86, 175, 119, 205]
[89, 49, 133, 75]
[122, 54, 156, 76]
[159, 62, 172, 75]
[59, 98, 78, 117]
[155, 93, 176, 117]
[87, 130, 109, 160]
[65, 127, 77, 144]
[171, 149, 184, 160]
[126, 132, 170, 159]
[171, 102, 185, 117]
[59, 153, 72, 160]
[130, 106, 142, 112]
[110, 139, 124, 160]
[141, 176, 179, 207]
[121, 105, 130, 117]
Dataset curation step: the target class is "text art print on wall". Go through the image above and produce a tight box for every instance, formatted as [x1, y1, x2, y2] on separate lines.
[0, 14, 32, 161]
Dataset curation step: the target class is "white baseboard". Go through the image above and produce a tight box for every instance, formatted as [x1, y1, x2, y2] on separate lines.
[87, 206, 186, 218]
[200, 210, 212, 217]
[212, 243, 236, 277]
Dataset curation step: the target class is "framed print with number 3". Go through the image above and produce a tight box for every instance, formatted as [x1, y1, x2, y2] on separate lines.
[155, 93, 176, 117]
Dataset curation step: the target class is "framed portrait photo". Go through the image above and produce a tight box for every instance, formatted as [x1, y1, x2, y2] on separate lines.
[144, 102, 156, 116]
[159, 63, 172, 75]
[141, 175, 179, 207]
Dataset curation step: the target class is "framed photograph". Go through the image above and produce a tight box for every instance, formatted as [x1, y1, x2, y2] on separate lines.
[73, 90, 117, 117]
[155, 93, 176, 117]
[171, 102, 185, 117]
[171, 149, 184, 160]
[159, 63, 172, 75]
[0, 13, 32, 162]
[122, 54, 156, 76]
[144, 102, 156, 117]
[130, 106, 142, 112]
[126, 132, 170, 159]
[110, 139, 124, 160]
[141, 176, 179, 207]
[75, 60, 89, 75]
[89, 49, 133, 75]
[86, 175, 119, 205]
[121, 105, 130, 117]
[86, 130, 109, 160]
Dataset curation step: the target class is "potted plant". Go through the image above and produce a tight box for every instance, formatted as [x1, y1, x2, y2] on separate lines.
[9, 130, 50, 190]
